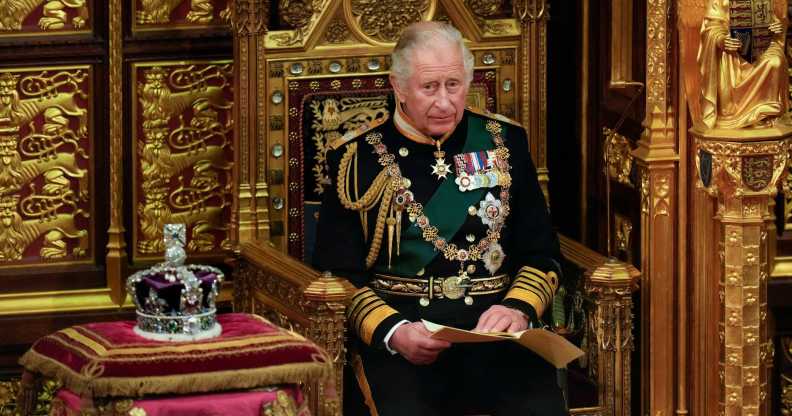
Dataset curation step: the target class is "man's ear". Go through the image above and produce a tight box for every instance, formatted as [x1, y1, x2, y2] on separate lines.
[390, 74, 406, 103]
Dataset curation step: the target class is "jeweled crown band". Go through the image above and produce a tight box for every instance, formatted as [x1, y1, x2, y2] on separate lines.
[371, 273, 510, 299]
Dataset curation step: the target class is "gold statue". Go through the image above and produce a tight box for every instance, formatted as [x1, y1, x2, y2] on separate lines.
[680, 0, 789, 129]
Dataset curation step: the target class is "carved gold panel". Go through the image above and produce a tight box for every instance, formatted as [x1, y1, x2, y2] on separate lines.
[603, 127, 635, 187]
[782, 169, 792, 231]
[614, 214, 633, 259]
[0, 0, 91, 37]
[131, 60, 234, 262]
[133, 0, 230, 32]
[463, 0, 519, 36]
[0, 66, 92, 268]
[343, 0, 436, 45]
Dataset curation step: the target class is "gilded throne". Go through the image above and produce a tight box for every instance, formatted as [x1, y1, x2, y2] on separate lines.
[228, 1, 639, 415]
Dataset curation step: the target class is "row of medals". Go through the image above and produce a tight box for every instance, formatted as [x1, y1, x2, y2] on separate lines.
[366, 121, 511, 306]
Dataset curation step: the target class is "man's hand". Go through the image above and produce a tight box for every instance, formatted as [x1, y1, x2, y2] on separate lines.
[389, 322, 451, 365]
[474, 305, 529, 333]
[723, 36, 742, 53]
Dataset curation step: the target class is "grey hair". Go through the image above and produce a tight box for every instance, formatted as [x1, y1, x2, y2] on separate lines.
[390, 22, 474, 89]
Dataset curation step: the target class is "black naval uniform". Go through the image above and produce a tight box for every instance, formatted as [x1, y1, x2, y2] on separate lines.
[313, 106, 567, 416]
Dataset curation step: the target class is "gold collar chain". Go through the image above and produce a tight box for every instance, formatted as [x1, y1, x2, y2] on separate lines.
[364, 120, 512, 272]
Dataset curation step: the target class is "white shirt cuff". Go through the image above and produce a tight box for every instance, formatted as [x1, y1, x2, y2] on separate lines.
[383, 320, 410, 354]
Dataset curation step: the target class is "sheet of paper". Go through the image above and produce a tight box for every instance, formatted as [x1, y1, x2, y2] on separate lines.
[422, 319, 584, 369]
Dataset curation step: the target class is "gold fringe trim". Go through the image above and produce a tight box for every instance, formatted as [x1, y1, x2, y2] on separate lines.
[19, 349, 332, 399]
[351, 353, 379, 416]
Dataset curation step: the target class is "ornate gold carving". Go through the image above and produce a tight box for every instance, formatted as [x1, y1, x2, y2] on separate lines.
[268, 0, 328, 47]
[603, 127, 634, 187]
[235, 243, 350, 416]
[646, 0, 668, 106]
[134, 63, 234, 258]
[0, 68, 90, 264]
[695, 129, 791, 416]
[585, 259, 640, 416]
[638, 168, 649, 216]
[467, 0, 502, 17]
[783, 169, 792, 230]
[308, 96, 389, 195]
[680, 0, 787, 129]
[279, 0, 313, 28]
[107, 0, 126, 302]
[0, 0, 88, 32]
[348, 0, 431, 44]
[0, 379, 19, 413]
[231, 0, 268, 36]
[515, 0, 546, 23]
[324, 18, 350, 44]
[652, 174, 670, 218]
[261, 390, 299, 416]
[697, 138, 790, 196]
[0, 72, 88, 134]
[465, 0, 514, 35]
[742, 155, 774, 191]
[4, 376, 62, 415]
[614, 214, 633, 256]
[136, 0, 228, 26]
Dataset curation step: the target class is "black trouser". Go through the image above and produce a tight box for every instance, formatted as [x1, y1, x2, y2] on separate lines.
[346, 294, 568, 416]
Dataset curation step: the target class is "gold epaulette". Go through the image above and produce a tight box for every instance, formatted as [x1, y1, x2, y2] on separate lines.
[329, 115, 389, 150]
[466, 106, 523, 128]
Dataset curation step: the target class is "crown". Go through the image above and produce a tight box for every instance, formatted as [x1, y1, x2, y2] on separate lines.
[0, 73, 19, 88]
[126, 224, 224, 341]
[143, 67, 167, 83]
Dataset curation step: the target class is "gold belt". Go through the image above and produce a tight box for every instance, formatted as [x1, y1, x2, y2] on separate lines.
[371, 273, 510, 301]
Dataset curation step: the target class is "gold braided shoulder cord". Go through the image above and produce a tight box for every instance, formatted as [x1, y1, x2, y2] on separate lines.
[337, 142, 390, 211]
[335, 141, 396, 268]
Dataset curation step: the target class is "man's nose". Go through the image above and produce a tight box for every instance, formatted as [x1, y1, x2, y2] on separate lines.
[433, 88, 452, 110]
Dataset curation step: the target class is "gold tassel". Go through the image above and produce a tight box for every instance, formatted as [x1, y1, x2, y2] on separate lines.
[395, 208, 402, 256]
[386, 204, 395, 269]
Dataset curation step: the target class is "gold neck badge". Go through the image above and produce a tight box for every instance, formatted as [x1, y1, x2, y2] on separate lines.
[394, 102, 453, 180]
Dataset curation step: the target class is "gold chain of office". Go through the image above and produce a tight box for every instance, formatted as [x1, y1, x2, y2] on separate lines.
[337, 120, 511, 270]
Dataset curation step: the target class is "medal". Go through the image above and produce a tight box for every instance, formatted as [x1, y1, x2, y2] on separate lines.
[456, 172, 474, 191]
[431, 156, 451, 179]
[453, 150, 497, 176]
[477, 192, 503, 228]
[430, 141, 451, 180]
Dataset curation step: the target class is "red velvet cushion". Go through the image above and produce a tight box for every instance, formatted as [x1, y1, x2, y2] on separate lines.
[20, 313, 330, 397]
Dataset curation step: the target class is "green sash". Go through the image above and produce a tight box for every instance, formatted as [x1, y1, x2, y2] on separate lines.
[377, 116, 504, 275]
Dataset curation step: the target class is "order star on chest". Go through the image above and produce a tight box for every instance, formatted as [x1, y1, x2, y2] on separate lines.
[430, 155, 452, 179]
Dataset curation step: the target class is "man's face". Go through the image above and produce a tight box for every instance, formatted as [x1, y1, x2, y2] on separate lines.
[392, 41, 468, 137]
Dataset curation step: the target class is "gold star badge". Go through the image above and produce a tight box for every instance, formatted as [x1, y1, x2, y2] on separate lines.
[431, 157, 451, 179]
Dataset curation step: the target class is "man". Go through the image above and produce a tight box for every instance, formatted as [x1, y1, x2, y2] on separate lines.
[314, 21, 566, 415]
